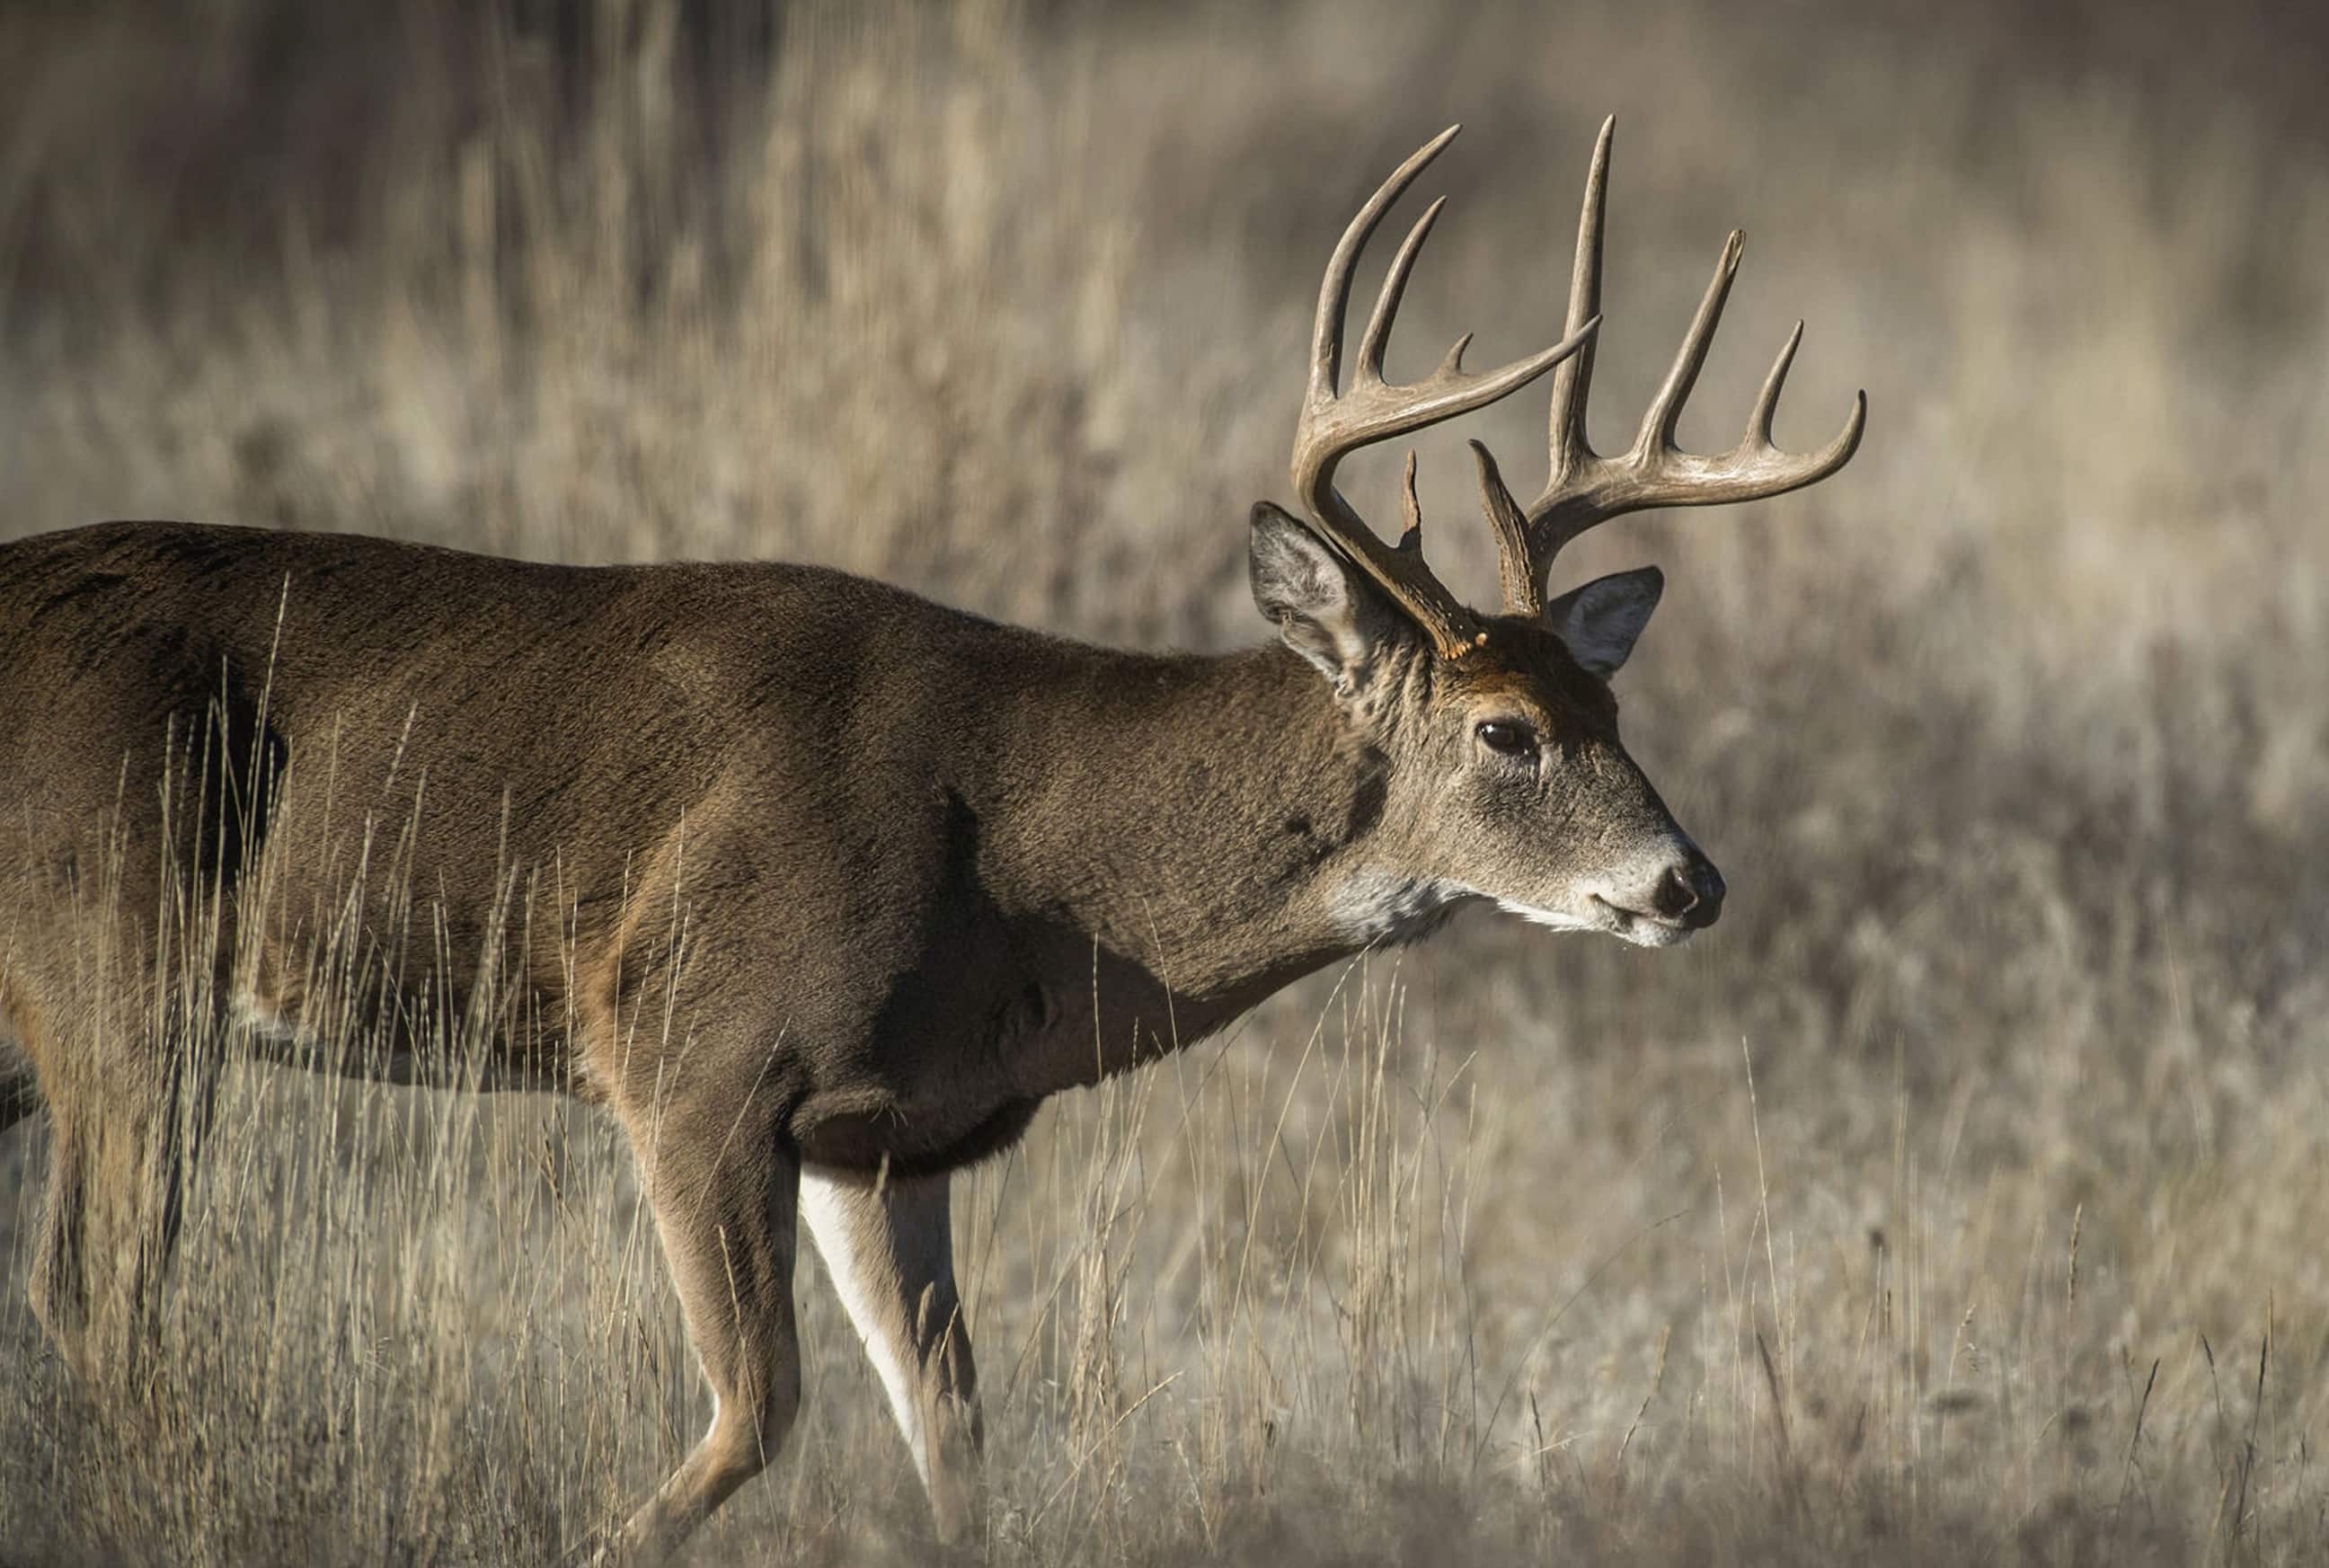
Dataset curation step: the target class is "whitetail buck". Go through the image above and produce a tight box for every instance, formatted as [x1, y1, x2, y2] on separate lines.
[0, 120, 1859, 1560]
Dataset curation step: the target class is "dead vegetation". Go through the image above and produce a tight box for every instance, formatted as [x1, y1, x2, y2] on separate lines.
[4, 0, 2327, 1562]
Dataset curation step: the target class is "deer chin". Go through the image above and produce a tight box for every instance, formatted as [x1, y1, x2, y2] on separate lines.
[1589, 893, 1699, 947]
[1492, 892, 1696, 948]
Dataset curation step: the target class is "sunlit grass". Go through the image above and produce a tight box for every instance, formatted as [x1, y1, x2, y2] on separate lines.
[4, 0, 2325, 1562]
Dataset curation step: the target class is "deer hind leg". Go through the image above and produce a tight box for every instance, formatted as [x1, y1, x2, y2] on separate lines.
[27, 1100, 90, 1361]
[23, 997, 225, 1387]
[800, 1165, 986, 1543]
[0, 1046, 38, 1134]
[604, 1094, 803, 1565]
[0, 1051, 49, 1338]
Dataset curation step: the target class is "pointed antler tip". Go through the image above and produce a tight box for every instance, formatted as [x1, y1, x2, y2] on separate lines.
[1820, 391, 1871, 468]
[1398, 448, 1425, 548]
[1588, 119, 1616, 171]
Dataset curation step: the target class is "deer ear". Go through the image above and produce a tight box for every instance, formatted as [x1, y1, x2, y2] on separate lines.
[1544, 566, 1663, 678]
[1249, 502, 1407, 696]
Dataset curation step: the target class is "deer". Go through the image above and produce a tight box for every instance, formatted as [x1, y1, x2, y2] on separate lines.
[0, 120, 1860, 1562]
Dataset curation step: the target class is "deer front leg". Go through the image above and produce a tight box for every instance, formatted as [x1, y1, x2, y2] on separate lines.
[603, 1092, 802, 1566]
[800, 1165, 986, 1543]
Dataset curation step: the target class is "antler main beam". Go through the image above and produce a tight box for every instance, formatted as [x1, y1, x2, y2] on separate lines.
[1477, 117, 1867, 616]
[1290, 125, 1601, 659]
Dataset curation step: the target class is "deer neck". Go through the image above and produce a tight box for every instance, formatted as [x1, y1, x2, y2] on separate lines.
[995, 641, 1457, 1030]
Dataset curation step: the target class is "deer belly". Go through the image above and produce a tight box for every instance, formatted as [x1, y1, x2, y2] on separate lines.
[228, 983, 551, 1092]
[791, 1085, 1043, 1177]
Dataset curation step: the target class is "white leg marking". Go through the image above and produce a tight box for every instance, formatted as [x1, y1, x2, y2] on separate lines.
[799, 1167, 935, 1484]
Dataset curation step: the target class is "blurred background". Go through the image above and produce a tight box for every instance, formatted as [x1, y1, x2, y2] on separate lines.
[3, 1, 2326, 1563]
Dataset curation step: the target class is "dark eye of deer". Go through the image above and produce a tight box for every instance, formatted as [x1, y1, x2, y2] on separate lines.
[1476, 721, 1539, 760]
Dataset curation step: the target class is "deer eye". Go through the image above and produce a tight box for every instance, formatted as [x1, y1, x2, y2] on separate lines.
[1475, 721, 1540, 760]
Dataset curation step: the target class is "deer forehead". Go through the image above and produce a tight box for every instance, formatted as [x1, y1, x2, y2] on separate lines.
[1439, 653, 1616, 731]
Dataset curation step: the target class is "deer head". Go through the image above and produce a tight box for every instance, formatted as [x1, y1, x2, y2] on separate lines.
[1252, 120, 1864, 947]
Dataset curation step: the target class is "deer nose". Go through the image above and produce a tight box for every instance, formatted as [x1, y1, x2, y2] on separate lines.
[1652, 851, 1726, 927]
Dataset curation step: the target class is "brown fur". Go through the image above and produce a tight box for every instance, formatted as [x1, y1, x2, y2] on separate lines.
[0, 515, 1712, 1558]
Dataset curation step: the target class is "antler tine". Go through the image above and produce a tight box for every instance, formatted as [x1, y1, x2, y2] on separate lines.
[1290, 124, 1601, 660]
[1468, 439, 1540, 617]
[1747, 320, 1806, 444]
[1308, 126, 1459, 408]
[1397, 449, 1426, 551]
[1634, 229, 1743, 456]
[1356, 198, 1447, 385]
[1515, 119, 1866, 603]
[1749, 322, 1868, 479]
[1545, 115, 1615, 490]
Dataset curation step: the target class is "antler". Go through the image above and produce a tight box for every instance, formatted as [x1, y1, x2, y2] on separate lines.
[1475, 118, 1867, 616]
[1291, 125, 1601, 659]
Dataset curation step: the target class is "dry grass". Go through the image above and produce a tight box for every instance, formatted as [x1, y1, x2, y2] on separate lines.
[3, 0, 2327, 1563]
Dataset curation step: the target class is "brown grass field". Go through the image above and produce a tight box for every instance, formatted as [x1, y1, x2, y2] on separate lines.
[3, 1, 2327, 1562]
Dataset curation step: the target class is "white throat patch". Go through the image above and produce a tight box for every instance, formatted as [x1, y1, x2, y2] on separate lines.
[1329, 870, 1470, 946]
